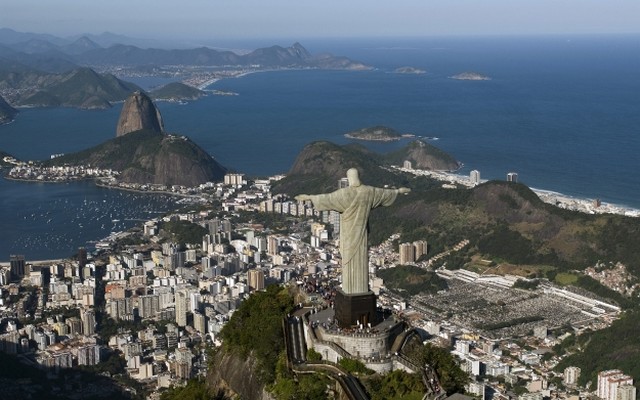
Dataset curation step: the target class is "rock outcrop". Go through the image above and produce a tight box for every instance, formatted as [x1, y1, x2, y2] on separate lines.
[384, 140, 460, 171]
[116, 91, 164, 137]
[116, 132, 227, 186]
[0, 95, 18, 124]
[207, 350, 274, 400]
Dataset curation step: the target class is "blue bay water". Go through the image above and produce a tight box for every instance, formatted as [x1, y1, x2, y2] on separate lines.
[1, 35, 640, 259]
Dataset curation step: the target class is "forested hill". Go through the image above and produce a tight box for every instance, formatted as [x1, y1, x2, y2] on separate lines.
[273, 139, 460, 195]
[8, 67, 141, 109]
[277, 141, 640, 286]
[46, 129, 227, 187]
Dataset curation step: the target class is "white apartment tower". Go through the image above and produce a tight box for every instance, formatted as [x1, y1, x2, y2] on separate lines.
[563, 366, 581, 387]
[470, 170, 480, 185]
[617, 385, 637, 400]
[597, 370, 634, 400]
[175, 290, 188, 327]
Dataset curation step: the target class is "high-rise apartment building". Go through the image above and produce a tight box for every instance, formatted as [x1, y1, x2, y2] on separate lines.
[248, 269, 265, 291]
[77, 344, 100, 366]
[563, 366, 581, 387]
[597, 370, 634, 400]
[81, 308, 96, 336]
[470, 170, 481, 185]
[617, 385, 637, 400]
[224, 173, 245, 186]
[193, 311, 206, 334]
[413, 240, 428, 260]
[138, 294, 160, 319]
[9, 255, 25, 281]
[399, 242, 415, 264]
[175, 290, 188, 327]
[267, 235, 279, 256]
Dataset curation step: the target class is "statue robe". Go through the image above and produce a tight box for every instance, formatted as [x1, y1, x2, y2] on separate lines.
[309, 185, 398, 294]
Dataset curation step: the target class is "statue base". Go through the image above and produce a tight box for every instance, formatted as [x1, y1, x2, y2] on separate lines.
[334, 289, 378, 328]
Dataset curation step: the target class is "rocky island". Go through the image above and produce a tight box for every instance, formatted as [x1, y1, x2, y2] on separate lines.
[393, 66, 426, 74]
[385, 139, 461, 171]
[450, 72, 491, 81]
[344, 125, 415, 141]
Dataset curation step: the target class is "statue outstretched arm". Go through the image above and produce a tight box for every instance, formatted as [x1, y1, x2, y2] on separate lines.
[397, 187, 411, 194]
[295, 194, 311, 202]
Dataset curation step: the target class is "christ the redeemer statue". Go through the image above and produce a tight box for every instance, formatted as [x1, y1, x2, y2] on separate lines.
[296, 168, 410, 295]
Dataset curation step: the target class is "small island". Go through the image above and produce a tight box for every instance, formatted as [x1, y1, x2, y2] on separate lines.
[344, 125, 415, 141]
[393, 66, 426, 75]
[450, 72, 491, 81]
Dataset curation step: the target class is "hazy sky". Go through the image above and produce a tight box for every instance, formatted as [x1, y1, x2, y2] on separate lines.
[3, 0, 640, 40]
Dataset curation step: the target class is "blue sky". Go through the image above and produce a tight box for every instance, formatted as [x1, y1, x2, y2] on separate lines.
[2, 0, 639, 40]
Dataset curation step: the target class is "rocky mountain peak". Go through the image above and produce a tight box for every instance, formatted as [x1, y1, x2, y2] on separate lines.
[290, 42, 311, 59]
[116, 91, 164, 137]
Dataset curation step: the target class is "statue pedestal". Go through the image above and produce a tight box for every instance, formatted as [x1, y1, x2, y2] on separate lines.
[334, 289, 377, 328]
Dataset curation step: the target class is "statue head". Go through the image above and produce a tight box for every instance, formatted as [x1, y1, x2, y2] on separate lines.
[347, 168, 361, 187]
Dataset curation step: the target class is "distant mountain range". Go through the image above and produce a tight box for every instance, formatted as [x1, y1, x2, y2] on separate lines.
[0, 28, 369, 69]
[0, 28, 370, 122]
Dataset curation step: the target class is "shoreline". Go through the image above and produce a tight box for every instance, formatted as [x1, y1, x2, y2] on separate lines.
[6, 156, 640, 218]
[394, 166, 640, 217]
[3, 171, 196, 199]
[0, 258, 67, 267]
[7, 164, 640, 217]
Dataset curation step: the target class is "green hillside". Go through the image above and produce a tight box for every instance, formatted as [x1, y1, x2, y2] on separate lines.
[46, 129, 227, 186]
[277, 141, 640, 308]
[150, 82, 205, 101]
[17, 67, 141, 109]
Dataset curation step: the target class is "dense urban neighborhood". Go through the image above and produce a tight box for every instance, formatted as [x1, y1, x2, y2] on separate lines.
[1, 170, 637, 400]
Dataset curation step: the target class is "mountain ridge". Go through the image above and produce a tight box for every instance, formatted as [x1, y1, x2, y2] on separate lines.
[16, 67, 141, 109]
[0, 28, 369, 70]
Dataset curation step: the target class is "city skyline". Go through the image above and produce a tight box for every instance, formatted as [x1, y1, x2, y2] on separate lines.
[2, 0, 640, 44]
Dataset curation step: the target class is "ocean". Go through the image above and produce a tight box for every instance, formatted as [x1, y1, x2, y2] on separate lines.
[1, 35, 639, 259]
